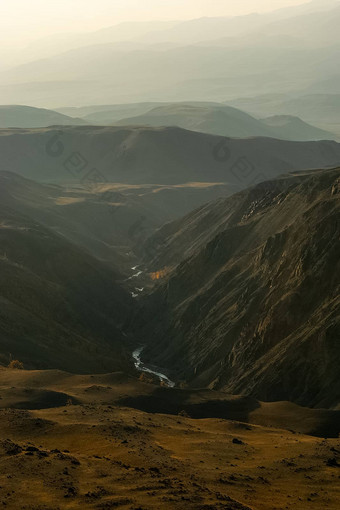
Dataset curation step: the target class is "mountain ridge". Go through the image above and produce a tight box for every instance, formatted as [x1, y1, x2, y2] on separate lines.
[1, 126, 339, 186]
[137, 167, 340, 409]
[114, 103, 333, 141]
[0, 105, 86, 128]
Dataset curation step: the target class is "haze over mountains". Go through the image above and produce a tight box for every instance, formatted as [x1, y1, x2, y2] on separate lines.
[228, 94, 340, 137]
[1, 103, 334, 142]
[1, 2, 340, 507]
[0, 105, 85, 128]
[1, 126, 339, 187]
[1, 0, 340, 108]
[114, 103, 333, 141]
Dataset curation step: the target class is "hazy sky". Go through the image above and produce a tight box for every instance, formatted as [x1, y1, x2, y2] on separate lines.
[0, 0, 314, 47]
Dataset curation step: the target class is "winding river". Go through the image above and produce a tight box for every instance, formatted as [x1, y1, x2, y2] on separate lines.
[132, 347, 175, 388]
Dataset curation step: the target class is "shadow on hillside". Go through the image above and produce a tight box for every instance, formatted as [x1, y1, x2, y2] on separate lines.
[118, 387, 261, 421]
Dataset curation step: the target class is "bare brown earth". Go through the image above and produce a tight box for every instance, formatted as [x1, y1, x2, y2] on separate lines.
[0, 368, 340, 509]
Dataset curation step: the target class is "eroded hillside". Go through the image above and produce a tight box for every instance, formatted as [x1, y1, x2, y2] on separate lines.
[137, 168, 340, 408]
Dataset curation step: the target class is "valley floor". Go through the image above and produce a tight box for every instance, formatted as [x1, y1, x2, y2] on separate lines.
[0, 369, 339, 509]
[1, 405, 340, 509]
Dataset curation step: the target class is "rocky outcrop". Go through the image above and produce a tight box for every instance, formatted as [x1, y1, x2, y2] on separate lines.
[138, 168, 340, 408]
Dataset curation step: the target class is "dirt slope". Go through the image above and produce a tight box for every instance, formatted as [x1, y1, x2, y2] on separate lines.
[0, 367, 340, 509]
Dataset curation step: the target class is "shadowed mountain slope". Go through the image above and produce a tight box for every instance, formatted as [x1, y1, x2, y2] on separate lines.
[137, 168, 340, 409]
[1, 367, 339, 438]
[0, 126, 339, 186]
[0, 202, 133, 373]
[0, 171, 232, 270]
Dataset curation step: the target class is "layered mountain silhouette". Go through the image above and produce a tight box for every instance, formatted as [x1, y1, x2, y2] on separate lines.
[115, 103, 333, 141]
[1, 126, 339, 186]
[1, 2, 340, 506]
[1, 2, 340, 106]
[0, 102, 334, 141]
[0, 105, 85, 128]
[69, 102, 166, 125]
[228, 94, 340, 138]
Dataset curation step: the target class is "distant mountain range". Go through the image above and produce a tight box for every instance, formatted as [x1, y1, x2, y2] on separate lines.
[0, 103, 333, 141]
[58, 102, 166, 124]
[113, 103, 333, 141]
[1, 126, 339, 187]
[1, 2, 340, 106]
[0, 105, 85, 128]
[228, 94, 340, 138]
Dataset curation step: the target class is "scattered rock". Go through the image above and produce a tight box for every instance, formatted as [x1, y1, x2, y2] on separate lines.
[326, 458, 340, 467]
[25, 446, 39, 452]
[232, 438, 244, 445]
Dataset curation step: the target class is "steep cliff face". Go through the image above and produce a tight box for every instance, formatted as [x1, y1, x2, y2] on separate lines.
[139, 168, 340, 408]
